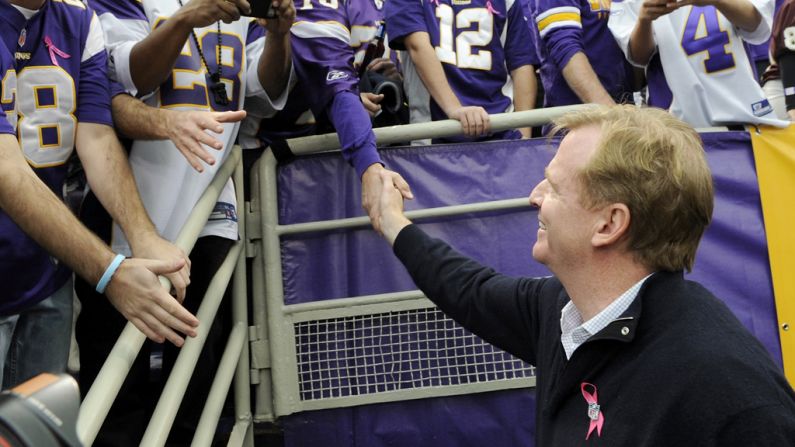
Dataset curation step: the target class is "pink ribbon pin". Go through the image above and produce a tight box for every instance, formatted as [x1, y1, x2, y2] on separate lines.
[581, 382, 604, 440]
[44, 36, 70, 67]
[485, 0, 504, 16]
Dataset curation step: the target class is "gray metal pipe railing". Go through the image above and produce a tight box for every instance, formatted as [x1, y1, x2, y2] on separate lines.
[77, 148, 243, 446]
[191, 321, 247, 447]
[140, 242, 244, 447]
[254, 105, 592, 417]
[250, 151, 278, 421]
[277, 197, 530, 236]
[284, 106, 583, 154]
[230, 158, 255, 446]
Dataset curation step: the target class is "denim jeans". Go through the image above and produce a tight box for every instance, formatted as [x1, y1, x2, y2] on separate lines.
[0, 277, 73, 389]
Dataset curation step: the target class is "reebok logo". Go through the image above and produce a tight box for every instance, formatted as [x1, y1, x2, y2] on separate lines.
[326, 70, 349, 83]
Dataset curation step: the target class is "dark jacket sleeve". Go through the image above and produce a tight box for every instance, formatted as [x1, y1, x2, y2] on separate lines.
[393, 224, 549, 364]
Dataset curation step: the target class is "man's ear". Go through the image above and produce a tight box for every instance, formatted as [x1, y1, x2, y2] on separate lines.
[592, 203, 630, 248]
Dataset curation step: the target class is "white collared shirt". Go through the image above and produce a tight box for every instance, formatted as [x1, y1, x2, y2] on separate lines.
[560, 274, 652, 359]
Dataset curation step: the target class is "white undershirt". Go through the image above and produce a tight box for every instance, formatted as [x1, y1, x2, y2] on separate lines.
[11, 4, 38, 20]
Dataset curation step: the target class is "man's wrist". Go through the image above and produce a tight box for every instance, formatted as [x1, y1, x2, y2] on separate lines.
[169, 9, 198, 34]
[383, 216, 412, 247]
[96, 254, 126, 294]
[127, 228, 161, 254]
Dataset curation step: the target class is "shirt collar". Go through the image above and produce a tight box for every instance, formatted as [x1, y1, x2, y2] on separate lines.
[560, 274, 653, 359]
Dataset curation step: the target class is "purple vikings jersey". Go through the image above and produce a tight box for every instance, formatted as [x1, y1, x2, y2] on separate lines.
[387, 0, 539, 140]
[241, 0, 382, 177]
[533, 0, 634, 106]
[290, 0, 372, 112]
[240, 0, 382, 149]
[0, 0, 111, 315]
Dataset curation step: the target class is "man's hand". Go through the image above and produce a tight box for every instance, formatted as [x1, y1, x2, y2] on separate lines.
[105, 258, 200, 347]
[361, 163, 413, 223]
[163, 109, 246, 172]
[173, 0, 251, 27]
[257, 0, 296, 35]
[371, 171, 413, 246]
[789, 109, 795, 121]
[129, 233, 191, 302]
[638, 0, 678, 22]
[367, 58, 402, 82]
[448, 106, 491, 138]
[361, 92, 384, 117]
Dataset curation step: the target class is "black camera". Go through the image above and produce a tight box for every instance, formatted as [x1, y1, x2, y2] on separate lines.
[246, 0, 278, 19]
[359, 70, 406, 126]
[0, 374, 82, 447]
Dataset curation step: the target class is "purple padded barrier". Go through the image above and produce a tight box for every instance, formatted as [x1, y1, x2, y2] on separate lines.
[275, 132, 779, 447]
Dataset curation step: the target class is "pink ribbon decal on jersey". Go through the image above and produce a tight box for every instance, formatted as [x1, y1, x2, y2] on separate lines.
[44, 36, 71, 67]
[485, 0, 503, 17]
[581, 382, 604, 440]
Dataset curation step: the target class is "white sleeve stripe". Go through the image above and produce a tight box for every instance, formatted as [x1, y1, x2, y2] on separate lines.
[535, 6, 580, 23]
[350, 26, 377, 48]
[291, 21, 351, 44]
[82, 13, 106, 63]
[538, 20, 582, 38]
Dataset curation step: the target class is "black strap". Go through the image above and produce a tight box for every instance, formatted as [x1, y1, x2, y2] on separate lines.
[779, 52, 795, 111]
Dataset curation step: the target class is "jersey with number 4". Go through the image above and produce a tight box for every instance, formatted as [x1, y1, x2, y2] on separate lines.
[90, 0, 281, 254]
[609, 0, 787, 127]
[386, 0, 538, 134]
[0, 0, 110, 313]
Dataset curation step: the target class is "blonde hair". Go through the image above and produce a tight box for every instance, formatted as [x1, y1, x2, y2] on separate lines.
[552, 105, 714, 272]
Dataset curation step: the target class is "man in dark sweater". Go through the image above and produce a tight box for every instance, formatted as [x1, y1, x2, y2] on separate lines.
[370, 105, 795, 445]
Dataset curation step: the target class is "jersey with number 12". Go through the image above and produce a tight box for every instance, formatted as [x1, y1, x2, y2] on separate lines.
[609, 0, 787, 127]
[387, 0, 538, 127]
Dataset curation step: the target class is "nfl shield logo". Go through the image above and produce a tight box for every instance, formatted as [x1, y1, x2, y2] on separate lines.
[18, 29, 26, 47]
[587, 402, 600, 421]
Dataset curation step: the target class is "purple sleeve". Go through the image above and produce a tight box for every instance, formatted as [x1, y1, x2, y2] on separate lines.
[385, 0, 427, 50]
[327, 91, 382, 178]
[77, 51, 113, 125]
[544, 27, 584, 70]
[247, 19, 265, 45]
[88, 0, 147, 21]
[110, 79, 127, 97]
[535, 0, 585, 69]
[505, 0, 540, 69]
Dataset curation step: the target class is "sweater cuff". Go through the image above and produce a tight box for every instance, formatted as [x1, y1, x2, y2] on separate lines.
[393, 224, 426, 262]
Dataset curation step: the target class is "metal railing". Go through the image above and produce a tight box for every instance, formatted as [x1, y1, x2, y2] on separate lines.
[76, 147, 253, 447]
[247, 107, 584, 419]
[76, 106, 582, 441]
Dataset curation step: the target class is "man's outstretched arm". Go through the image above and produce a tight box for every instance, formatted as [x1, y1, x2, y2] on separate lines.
[0, 134, 198, 346]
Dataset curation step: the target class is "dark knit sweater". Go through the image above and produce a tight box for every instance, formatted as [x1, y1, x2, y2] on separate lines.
[394, 224, 795, 446]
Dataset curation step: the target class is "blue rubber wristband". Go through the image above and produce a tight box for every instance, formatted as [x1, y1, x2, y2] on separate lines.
[96, 254, 126, 294]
